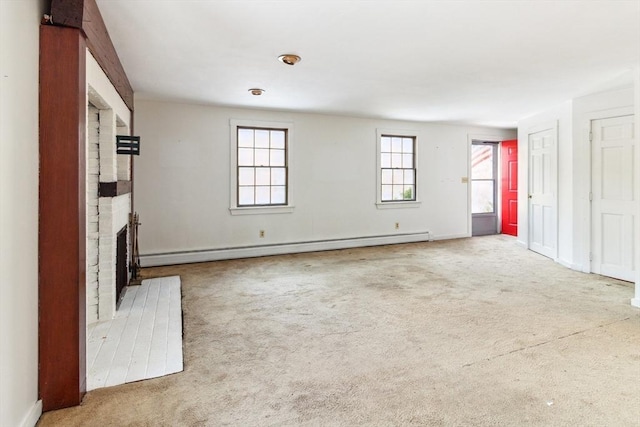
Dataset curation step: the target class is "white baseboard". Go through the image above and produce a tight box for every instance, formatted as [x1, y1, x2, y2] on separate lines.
[556, 258, 583, 270]
[141, 232, 432, 267]
[20, 400, 42, 427]
[430, 233, 469, 241]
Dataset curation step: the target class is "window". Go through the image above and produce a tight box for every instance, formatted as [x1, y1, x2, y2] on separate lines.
[379, 134, 417, 203]
[230, 120, 294, 215]
[237, 127, 287, 206]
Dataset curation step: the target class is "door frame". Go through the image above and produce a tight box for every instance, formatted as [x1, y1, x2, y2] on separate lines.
[467, 133, 508, 236]
[580, 106, 635, 274]
[526, 121, 558, 260]
[471, 140, 499, 236]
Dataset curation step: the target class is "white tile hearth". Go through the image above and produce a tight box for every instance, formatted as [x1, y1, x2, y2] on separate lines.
[87, 276, 183, 391]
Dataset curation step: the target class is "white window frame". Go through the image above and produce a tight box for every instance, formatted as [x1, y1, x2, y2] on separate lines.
[376, 128, 421, 209]
[229, 119, 294, 215]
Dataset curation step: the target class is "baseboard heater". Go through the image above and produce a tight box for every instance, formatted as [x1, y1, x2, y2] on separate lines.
[140, 231, 431, 267]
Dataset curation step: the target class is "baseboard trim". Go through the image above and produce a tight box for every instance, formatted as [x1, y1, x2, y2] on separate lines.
[141, 232, 432, 267]
[430, 233, 469, 241]
[20, 400, 42, 427]
[556, 258, 582, 270]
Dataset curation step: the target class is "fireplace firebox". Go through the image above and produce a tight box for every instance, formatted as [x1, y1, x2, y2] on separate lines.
[115, 225, 128, 307]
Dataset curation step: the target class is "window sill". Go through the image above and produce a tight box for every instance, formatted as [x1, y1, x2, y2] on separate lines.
[376, 201, 422, 209]
[230, 206, 295, 216]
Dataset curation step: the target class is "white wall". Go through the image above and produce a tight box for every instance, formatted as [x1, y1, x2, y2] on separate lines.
[633, 66, 640, 307]
[571, 86, 635, 272]
[517, 84, 636, 275]
[134, 100, 515, 263]
[0, 1, 44, 426]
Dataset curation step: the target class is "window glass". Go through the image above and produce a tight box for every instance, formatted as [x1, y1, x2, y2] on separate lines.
[472, 181, 494, 213]
[471, 145, 493, 179]
[380, 135, 416, 202]
[237, 127, 288, 206]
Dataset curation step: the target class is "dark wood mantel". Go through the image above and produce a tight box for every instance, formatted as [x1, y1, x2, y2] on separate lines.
[99, 180, 132, 198]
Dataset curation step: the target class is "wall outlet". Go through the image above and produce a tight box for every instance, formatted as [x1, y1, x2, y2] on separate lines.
[259, 230, 265, 238]
[395, 222, 400, 230]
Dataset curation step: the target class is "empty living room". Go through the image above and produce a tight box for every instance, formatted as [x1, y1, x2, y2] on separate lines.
[2, 0, 639, 426]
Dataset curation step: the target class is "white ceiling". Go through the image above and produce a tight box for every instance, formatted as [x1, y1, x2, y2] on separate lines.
[96, 0, 640, 128]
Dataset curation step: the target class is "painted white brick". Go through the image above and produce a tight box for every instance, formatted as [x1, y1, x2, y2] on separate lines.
[87, 106, 101, 324]
[87, 284, 98, 297]
[88, 246, 99, 259]
[99, 286, 114, 297]
[99, 266, 114, 276]
[87, 310, 98, 326]
[99, 235, 114, 243]
[98, 297, 115, 321]
[87, 107, 132, 323]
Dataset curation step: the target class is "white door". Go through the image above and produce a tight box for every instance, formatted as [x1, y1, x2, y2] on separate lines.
[528, 127, 557, 259]
[591, 115, 636, 282]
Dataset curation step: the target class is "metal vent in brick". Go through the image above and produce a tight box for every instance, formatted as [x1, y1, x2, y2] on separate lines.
[116, 135, 141, 155]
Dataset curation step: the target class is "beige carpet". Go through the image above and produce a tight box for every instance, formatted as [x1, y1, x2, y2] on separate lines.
[38, 235, 639, 426]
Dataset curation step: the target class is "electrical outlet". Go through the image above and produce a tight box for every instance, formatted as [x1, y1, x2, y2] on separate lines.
[259, 230, 265, 238]
[395, 222, 400, 230]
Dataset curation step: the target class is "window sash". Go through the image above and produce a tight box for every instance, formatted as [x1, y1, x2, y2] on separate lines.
[380, 135, 416, 202]
[236, 127, 288, 207]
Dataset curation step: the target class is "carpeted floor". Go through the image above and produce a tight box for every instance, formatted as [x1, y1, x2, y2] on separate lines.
[38, 235, 639, 426]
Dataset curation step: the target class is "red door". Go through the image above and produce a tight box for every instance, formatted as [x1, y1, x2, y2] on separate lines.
[501, 140, 518, 236]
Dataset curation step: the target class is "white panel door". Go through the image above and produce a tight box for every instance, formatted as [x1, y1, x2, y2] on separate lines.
[528, 128, 557, 259]
[592, 115, 636, 282]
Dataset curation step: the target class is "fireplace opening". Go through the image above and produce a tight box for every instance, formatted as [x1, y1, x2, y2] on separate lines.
[115, 225, 128, 308]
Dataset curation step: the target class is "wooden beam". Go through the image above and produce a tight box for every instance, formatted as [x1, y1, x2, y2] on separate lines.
[50, 0, 84, 27]
[50, 0, 134, 110]
[39, 24, 87, 411]
[99, 180, 132, 198]
[82, 0, 133, 110]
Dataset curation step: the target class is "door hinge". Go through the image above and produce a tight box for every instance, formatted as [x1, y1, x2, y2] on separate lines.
[589, 131, 593, 142]
[589, 192, 593, 202]
[589, 252, 593, 262]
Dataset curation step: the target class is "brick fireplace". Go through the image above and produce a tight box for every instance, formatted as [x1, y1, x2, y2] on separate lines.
[87, 89, 132, 324]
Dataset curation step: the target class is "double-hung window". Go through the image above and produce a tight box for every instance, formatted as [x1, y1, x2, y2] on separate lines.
[230, 120, 294, 215]
[377, 131, 418, 206]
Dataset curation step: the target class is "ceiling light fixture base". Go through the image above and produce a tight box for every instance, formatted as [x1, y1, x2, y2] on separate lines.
[277, 54, 301, 66]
